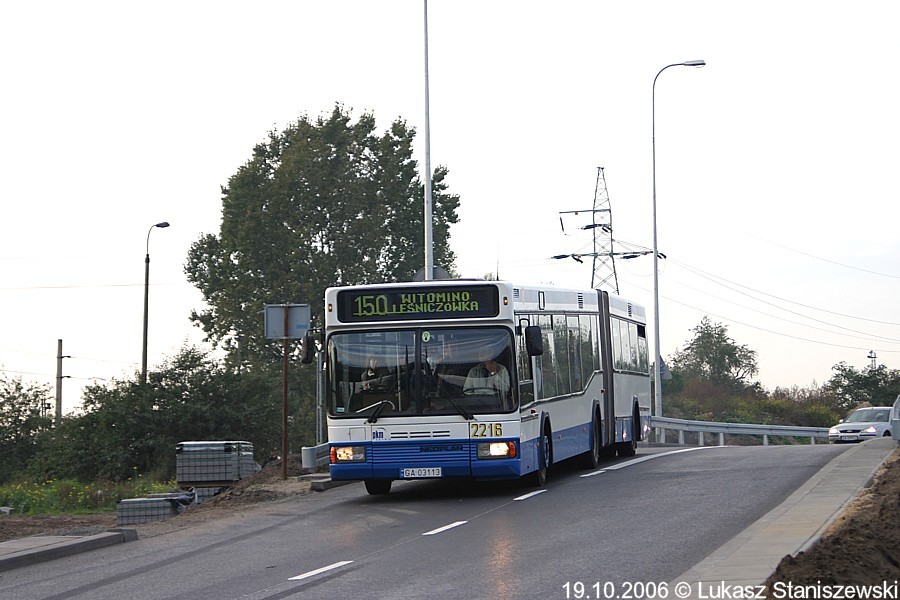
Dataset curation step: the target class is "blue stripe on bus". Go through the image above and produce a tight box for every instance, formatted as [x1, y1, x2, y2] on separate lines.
[329, 414, 646, 482]
[330, 439, 524, 481]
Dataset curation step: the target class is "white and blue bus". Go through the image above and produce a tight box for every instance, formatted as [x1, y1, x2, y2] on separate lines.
[324, 280, 651, 495]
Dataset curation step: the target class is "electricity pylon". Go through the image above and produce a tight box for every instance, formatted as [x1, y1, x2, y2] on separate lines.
[556, 167, 619, 293]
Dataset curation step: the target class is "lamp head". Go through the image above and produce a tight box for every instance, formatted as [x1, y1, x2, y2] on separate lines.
[155, 221, 170, 228]
[683, 60, 706, 67]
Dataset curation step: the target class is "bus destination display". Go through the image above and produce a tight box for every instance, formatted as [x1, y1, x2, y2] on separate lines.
[337, 285, 500, 322]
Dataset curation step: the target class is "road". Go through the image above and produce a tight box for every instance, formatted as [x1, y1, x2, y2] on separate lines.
[0, 443, 848, 600]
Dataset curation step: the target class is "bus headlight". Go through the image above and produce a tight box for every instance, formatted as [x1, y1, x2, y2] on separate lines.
[477, 441, 516, 459]
[331, 445, 366, 463]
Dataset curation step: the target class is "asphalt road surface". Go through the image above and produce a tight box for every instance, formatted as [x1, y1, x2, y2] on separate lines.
[0, 443, 848, 600]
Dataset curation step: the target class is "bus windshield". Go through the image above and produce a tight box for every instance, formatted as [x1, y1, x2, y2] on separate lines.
[327, 327, 515, 419]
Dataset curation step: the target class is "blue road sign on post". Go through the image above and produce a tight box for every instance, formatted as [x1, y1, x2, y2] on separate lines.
[264, 303, 311, 481]
[264, 304, 310, 340]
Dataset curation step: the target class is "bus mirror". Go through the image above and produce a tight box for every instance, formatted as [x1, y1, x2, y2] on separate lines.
[300, 332, 316, 364]
[524, 325, 543, 356]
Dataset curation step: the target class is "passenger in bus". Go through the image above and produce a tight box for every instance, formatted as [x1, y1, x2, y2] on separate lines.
[464, 352, 510, 400]
[361, 357, 387, 391]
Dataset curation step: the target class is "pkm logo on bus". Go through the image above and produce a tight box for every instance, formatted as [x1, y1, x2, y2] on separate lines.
[372, 429, 385, 440]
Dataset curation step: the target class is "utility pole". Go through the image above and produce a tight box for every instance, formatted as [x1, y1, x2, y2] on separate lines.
[55, 339, 70, 427]
[868, 350, 877, 369]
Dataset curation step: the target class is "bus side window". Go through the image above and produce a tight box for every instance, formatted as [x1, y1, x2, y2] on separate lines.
[539, 315, 557, 399]
[567, 316, 582, 391]
[554, 316, 571, 395]
[611, 318, 624, 370]
[579, 315, 596, 386]
[636, 324, 649, 373]
[516, 323, 535, 406]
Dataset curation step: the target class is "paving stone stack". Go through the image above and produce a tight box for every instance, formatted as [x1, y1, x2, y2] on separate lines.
[175, 441, 259, 486]
[115, 441, 261, 525]
[115, 494, 190, 526]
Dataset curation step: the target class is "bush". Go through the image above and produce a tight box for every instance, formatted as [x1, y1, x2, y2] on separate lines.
[0, 475, 174, 515]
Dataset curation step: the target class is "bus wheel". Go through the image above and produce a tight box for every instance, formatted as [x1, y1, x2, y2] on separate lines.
[578, 413, 601, 469]
[364, 479, 392, 495]
[528, 424, 551, 487]
[616, 437, 637, 457]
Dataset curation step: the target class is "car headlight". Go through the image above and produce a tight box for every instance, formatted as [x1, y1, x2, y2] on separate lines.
[331, 445, 366, 463]
[829, 428, 839, 435]
[477, 441, 516, 459]
[863, 426, 877, 434]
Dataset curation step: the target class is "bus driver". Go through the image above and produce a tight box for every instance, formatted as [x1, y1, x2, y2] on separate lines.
[464, 352, 510, 400]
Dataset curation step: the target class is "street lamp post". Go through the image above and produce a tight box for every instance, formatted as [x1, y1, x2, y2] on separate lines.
[142, 221, 170, 385]
[652, 60, 704, 421]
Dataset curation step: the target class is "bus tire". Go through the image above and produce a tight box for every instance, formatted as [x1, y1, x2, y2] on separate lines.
[616, 438, 637, 457]
[528, 422, 551, 487]
[364, 479, 392, 495]
[578, 411, 601, 469]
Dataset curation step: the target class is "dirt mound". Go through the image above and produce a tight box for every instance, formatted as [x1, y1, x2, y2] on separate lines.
[764, 450, 900, 588]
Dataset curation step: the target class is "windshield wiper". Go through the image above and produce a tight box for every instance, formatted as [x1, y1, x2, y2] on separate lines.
[366, 400, 393, 423]
[445, 397, 473, 420]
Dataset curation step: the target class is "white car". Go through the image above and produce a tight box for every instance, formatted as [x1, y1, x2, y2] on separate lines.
[891, 396, 900, 445]
[829, 406, 893, 443]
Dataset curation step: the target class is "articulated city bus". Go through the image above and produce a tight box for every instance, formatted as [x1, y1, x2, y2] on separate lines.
[324, 280, 651, 494]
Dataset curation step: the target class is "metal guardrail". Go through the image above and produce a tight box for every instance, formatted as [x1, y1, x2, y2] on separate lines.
[652, 416, 829, 446]
[301, 443, 331, 472]
[301, 417, 829, 471]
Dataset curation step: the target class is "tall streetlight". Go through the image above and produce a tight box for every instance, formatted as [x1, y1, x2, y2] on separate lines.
[142, 221, 170, 385]
[652, 60, 705, 420]
[422, 0, 434, 281]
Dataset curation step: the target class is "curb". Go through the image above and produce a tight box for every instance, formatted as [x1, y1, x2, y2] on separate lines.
[0, 529, 137, 573]
[310, 478, 354, 492]
[670, 438, 896, 593]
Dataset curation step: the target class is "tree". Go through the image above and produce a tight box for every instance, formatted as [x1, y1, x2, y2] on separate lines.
[0, 374, 52, 483]
[30, 347, 279, 482]
[669, 317, 759, 391]
[185, 105, 460, 364]
[824, 362, 900, 412]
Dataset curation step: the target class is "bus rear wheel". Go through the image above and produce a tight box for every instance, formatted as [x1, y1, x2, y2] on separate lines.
[578, 413, 601, 469]
[364, 479, 392, 495]
[616, 438, 637, 457]
[528, 425, 551, 487]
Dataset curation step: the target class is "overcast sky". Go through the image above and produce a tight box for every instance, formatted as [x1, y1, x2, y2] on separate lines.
[2, 1, 898, 415]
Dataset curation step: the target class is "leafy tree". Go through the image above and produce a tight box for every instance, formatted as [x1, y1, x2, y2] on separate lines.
[0, 374, 52, 483]
[823, 362, 900, 412]
[185, 105, 460, 364]
[669, 317, 758, 391]
[29, 347, 279, 482]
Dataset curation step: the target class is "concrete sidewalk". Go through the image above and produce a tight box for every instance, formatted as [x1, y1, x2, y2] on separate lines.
[0, 529, 137, 573]
[672, 437, 896, 596]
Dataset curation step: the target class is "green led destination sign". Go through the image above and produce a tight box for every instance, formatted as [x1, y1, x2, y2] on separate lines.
[336, 285, 500, 322]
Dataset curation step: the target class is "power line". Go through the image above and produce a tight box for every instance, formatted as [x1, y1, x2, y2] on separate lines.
[707, 219, 900, 280]
[0, 281, 182, 291]
[670, 258, 900, 327]
[625, 274, 900, 355]
[665, 272, 900, 345]
[660, 291, 900, 354]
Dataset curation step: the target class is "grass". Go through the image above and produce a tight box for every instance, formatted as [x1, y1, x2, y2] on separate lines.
[0, 473, 175, 515]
